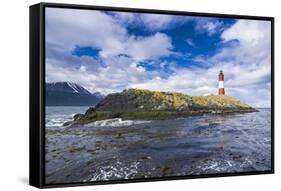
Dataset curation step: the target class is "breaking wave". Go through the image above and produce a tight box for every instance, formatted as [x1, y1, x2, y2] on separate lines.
[46, 114, 75, 128]
[46, 106, 89, 128]
[89, 160, 140, 181]
[85, 118, 151, 128]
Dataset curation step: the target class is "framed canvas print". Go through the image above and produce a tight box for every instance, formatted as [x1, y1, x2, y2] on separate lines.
[29, 2, 274, 188]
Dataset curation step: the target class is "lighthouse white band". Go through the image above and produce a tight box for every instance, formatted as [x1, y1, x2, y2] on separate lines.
[219, 81, 224, 88]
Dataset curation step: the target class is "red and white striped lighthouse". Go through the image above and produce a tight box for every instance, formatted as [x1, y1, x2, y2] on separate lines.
[218, 70, 225, 95]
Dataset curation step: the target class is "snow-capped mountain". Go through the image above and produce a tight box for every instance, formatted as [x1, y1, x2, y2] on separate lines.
[46, 82, 104, 106]
[46, 82, 91, 94]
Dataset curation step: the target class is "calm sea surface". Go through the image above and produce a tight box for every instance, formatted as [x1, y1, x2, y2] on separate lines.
[45, 107, 271, 184]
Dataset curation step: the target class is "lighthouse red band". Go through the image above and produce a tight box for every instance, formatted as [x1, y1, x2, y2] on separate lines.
[218, 70, 225, 95]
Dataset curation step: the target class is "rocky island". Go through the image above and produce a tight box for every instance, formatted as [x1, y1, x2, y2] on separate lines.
[65, 89, 257, 127]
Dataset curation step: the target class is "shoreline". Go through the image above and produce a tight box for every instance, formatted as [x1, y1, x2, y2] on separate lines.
[65, 108, 258, 127]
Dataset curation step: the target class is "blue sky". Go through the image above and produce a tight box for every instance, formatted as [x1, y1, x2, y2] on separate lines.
[46, 8, 271, 107]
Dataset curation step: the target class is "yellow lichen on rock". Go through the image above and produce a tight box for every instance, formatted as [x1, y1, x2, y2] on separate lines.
[193, 95, 250, 108]
[94, 88, 254, 113]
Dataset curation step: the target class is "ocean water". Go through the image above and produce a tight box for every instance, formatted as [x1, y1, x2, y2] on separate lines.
[45, 107, 272, 184]
[46, 106, 89, 128]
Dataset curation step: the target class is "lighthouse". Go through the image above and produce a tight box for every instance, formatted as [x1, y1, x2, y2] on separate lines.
[218, 70, 225, 95]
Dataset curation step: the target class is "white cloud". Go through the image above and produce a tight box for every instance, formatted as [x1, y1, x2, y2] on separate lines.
[46, 8, 127, 53]
[219, 20, 271, 63]
[130, 20, 272, 108]
[195, 19, 224, 36]
[222, 20, 269, 44]
[112, 12, 181, 31]
[80, 65, 86, 72]
[46, 55, 159, 95]
[113, 12, 226, 36]
[138, 14, 175, 31]
[130, 67, 217, 96]
[126, 32, 173, 61]
[46, 8, 173, 61]
[112, 12, 225, 36]
[46, 8, 174, 94]
[185, 38, 197, 48]
[46, 8, 271, 108]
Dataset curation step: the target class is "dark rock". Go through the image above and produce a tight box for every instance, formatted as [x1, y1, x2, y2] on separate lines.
[63, 121, 72, 127]
[85, 107, 96, 115]
[140, 156, 152, 160]
[160, 166, 174, 176]
[115, 132, 122, 138]
[73, 113, 84, 120]
[233, 155, 242, 160]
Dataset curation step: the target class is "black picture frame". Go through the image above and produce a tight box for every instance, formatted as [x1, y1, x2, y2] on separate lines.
[30, 2, 275, 188]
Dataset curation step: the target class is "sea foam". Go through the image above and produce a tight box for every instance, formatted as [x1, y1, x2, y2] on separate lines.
[85, 118, 151, 128]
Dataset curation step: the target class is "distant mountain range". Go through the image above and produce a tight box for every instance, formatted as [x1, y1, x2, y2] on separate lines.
[46, 82, 105, 106]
